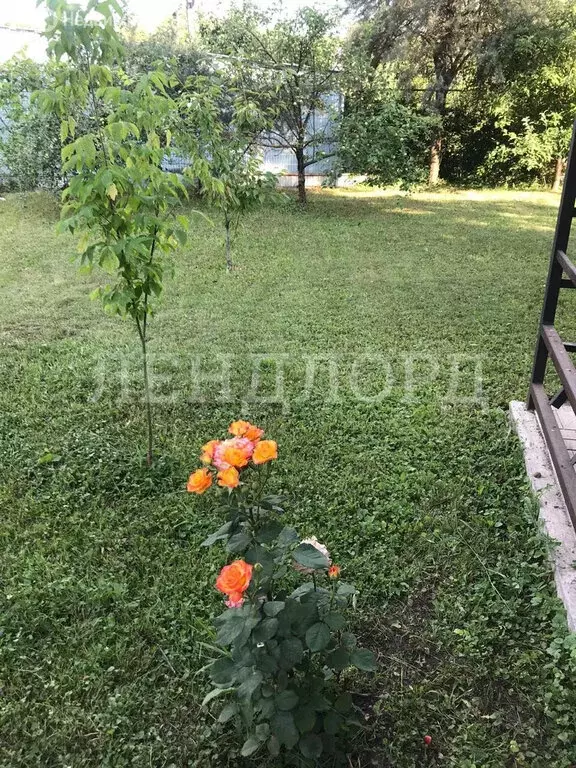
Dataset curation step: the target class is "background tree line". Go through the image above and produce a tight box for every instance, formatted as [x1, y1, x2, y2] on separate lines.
[1, 0, 576, 198]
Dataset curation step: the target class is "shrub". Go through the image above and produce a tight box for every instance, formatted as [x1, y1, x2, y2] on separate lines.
[0, 58, 62, 191]
[338, 102, 439, 188]
[187, 420, 378, 763]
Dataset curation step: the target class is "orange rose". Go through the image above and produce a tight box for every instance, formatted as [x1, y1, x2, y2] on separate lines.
[252, 440, 277, 465]
[245, 424, 264, 442]
[216, 560, 253, 604]
[213, 438, 253, 470]
[200, 439, 218, 464]
[217, 467, 240, 489]
[229, 420, 251, 437]
[187, 467, 212, 494]
[328, 565, 341, 579]
[221, 443, 251, 468]
[229, 420, 264, 442]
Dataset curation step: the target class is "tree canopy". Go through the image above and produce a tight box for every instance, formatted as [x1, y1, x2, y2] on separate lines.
[198, 6, 341, 204]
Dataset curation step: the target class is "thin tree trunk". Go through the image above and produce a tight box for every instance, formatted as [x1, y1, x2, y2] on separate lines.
[224, 213, 232, 272]
[429, 136, 442, 186]
[136, 314, 153, 467]
[296, 146, 306, 205]
[552, 156, 564, 192]
[428, 73, 449, 186]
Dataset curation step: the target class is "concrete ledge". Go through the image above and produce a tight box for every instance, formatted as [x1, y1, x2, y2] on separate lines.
[509, 400, 576, 630]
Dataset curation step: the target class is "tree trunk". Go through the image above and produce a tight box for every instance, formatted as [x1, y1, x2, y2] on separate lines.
[428, 70, 450, 187]
[224, 213, 232, 272]
[552, 155, 564, 192]
[429, 137, 442, 186]
[136, 314, 153, 467]
[296, 146, 306, 205]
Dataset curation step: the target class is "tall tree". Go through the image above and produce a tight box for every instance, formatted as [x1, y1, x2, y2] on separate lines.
[438, 0, 576, 187]
[485, 1, 576, 189]
[199, 7, 340, 205]
[349, 0, 520, 184]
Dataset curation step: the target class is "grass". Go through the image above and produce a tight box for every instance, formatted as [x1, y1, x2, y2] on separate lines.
[1, 187, 576, 767]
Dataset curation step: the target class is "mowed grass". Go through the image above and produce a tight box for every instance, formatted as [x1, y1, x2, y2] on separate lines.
[1, 188, 576, 767]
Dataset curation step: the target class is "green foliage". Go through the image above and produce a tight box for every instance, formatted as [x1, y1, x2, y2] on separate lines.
[37, 0, 192, 465]
[195, 428, 377, 762]
[122, 19, 212, 84]
[481, 113, 571, 186]
[177, 77, 279, 270]
[199, 6, 340, 204]
[347, 0, 576, 186]
[0, 57, 63, 191]
[339, 101, 439, 187]
[441, 1, 576, 186]
[38, 0, 188, 320]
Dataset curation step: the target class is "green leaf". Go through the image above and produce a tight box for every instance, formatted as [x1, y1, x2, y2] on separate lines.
[294, 705, 316, 733]
[245, 545, 275, 573]
[259, 696, 275, 719]
[201, 521, 233, 547]
[253, 617, 278, 643]
[237, 669, 263, 701]
[263, 601, 285, 617]
[271, 711, 299, 749]
[350, 647, 378, 672]
[215, 609, 259, 646]
[218, 702, 238, 723]
[305, 622, 331, 652]
[277, 526, 299, 547]
[289, 581, 316, 600]
[324, 611, 346, 630]
[226, 531, 251, 553]
[326, 646, 350, 672]
[202, 687, 232, 706]
[209, 657, 235, 685]
[334, 692, 353, 714]
[275, 689, 299, 711]
[337, 582, 357, 597]
[38, 451, 61, 464]
[174, 228, 187, 246]
[260, 494, 286, 512]
[323, 710, 342, 735]
[309, 692, 330, 712]
[267, 735, 280, 756]
[241, 736, 261, 757]
[99, 245, 119, 274]
[299, 733, 323, 759]
[255, 519, 284, 544]
[293, 543, 330, 571]
[255, 651, 278, 674]
[341, 632, 357, 651]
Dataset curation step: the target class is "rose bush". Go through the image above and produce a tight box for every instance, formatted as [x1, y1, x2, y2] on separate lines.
[187, 421, 378, 763]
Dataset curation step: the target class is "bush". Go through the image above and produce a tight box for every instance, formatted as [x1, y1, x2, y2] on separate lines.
[187, 420, 378, 763]
[338, 102, 439, 188]
[479, 113, 571, 187]
[0, 58, 62, 191]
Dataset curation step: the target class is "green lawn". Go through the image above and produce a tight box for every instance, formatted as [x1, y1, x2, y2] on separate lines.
[1, 188, 576, 767]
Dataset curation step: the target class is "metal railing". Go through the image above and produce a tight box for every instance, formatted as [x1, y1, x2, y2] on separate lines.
[528, 120, 576, 529]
